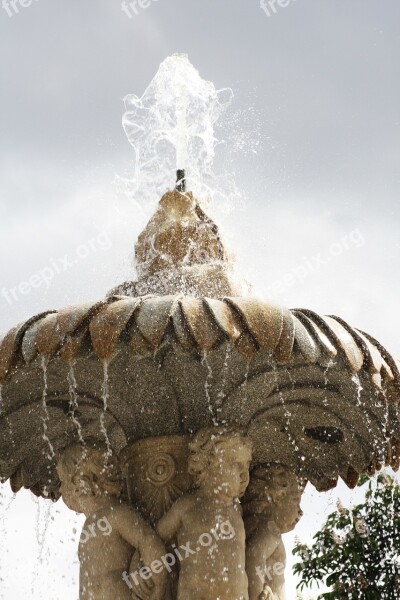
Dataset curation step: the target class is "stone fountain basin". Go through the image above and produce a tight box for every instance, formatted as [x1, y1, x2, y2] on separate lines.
[0, 295, 399, 498]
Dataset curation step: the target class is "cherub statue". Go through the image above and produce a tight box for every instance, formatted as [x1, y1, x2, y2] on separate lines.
[56, 442, 167, 600]
[243, 463, 305, 600]
[154, 425, 253, 600]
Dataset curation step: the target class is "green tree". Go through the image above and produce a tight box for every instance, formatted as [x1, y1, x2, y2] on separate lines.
[293, 473, 400, 599]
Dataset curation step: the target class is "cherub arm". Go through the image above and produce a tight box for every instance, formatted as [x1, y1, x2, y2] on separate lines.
[110, 505, 167, 600]
[126, 497, 190, 600]
[156, 496, 190, 544]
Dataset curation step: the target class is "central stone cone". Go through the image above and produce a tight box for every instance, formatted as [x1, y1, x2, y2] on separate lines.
[110, 190, 244, 299]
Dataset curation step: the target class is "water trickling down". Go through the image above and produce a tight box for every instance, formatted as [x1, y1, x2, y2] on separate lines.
[31, 497, 53, 595]
[351, 373, 363, 408]
[285, 367, 307, 467]
[40, 356, 55, 461]
[100, 361, 112, 455]
[202, 352, 219, 427]
[323, 359, 335, 406]
[0, 384, 18, 472]
[351, 373, 386, 465]
[216, 342, 234, 422]
[272, 366, 302, 472]
[67, 363, 85, 446]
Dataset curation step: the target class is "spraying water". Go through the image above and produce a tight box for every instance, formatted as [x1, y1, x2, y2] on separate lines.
[121, 53, 233, 208]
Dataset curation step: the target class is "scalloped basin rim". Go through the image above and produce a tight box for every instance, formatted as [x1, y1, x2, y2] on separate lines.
[0, 295, 399, 385]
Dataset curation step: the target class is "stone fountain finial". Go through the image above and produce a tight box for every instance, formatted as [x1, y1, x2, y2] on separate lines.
[110, 177, 244, 299]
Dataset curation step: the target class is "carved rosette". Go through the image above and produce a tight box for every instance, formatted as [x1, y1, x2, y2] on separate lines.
[120, 435, 193, 524]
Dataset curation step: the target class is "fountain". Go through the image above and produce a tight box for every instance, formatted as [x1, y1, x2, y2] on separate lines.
[0, 55, 399, 599]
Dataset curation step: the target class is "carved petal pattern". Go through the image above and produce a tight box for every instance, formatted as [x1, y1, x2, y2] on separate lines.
[0, 295, 399, 497]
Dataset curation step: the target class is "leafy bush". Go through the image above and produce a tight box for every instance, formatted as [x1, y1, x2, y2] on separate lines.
[293, 473, 400, 599]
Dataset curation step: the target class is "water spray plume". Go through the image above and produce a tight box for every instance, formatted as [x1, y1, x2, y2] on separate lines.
[122, 53, 233, 203]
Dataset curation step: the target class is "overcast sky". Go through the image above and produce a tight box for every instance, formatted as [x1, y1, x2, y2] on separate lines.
[1, 1, 399, 598]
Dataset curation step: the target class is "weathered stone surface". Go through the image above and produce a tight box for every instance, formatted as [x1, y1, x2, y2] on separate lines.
[135, 191, 226, 277]
[0, 294, 399, 499]
[110, 190, 244, 299]
[0, 184, 398, 600]
[89, 297, 141, 361]
[55, 430, 303, 600]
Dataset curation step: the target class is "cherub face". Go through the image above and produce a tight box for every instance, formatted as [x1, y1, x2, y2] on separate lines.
[56, 464, 88, 513]
[245, 471, 304, 532]
[209, 442, 252, 499]
[271, 484, 303, 533]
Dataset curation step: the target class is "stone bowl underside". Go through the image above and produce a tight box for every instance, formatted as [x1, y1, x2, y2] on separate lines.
[0, 295, 399, 499]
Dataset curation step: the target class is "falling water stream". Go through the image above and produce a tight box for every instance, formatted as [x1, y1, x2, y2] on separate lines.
[351, 373, 391, 472]
[101, 361, 112, 455]
[273, 367, 293, 462]
[322, 358, 335, 406]
[0, 384, 18, 488]
[351, 373, 363, 408]
[216, 342, 234, 423]
[40, 356, 55, 460]
[242, 360, 251, 412]
[0, 383, 17, 592]
[30, 355, 57, 595]
[285, 367, 307, 469]
[201, 352, 219, 426]
[31, 497, 53, 596]
[67, 362, 85, 446]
